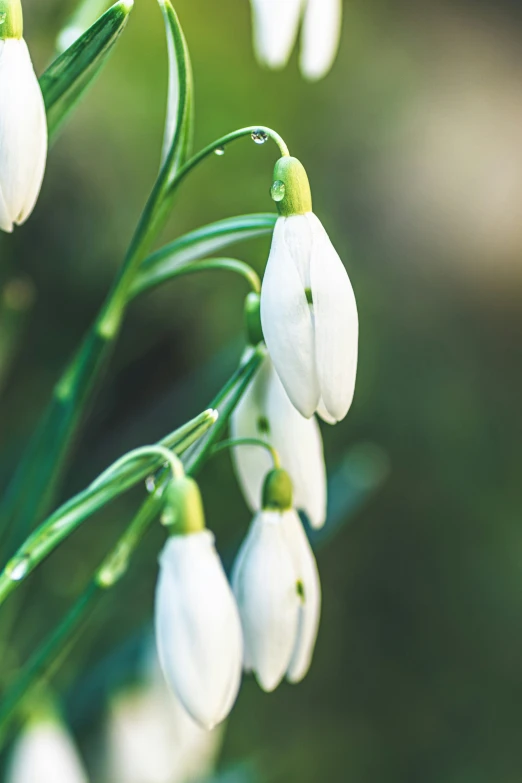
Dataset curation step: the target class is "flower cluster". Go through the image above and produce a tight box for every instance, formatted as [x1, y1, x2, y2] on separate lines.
[154, 155, 358, 729]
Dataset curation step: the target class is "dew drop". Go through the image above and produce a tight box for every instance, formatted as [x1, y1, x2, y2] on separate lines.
[7, 555, 30, 582]
[214, 146, 226, 156]
[0, 12, 6, 24]
[251, 129, 268, 145]
[270, 180, 286, 203]
[145, 475, 156, 493]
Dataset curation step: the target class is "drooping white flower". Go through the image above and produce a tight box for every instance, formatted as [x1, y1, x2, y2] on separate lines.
[232, 509, 300, 692]
[232, 471, 321, 691]
[261, 157, 359, 423]
[249, 0, 342, 81]
[105, 647, 223, 783]
[231, 354, 327, 528]
[155, 530, 243, 730]
[6, 715, 89, 783]
[0, 21, 47, 233]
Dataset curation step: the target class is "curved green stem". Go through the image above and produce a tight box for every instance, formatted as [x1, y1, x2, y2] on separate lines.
[168, 125, 290, 196]
[211, 437, 280, 469]
[0, 411, 218, 609]
[91, 445, 185, 490]
[130, 257, 261, 299]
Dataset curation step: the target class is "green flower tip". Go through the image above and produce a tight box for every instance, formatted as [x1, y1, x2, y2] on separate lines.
[262, 469, 294, 512]
[118, 0, 134, 11]
[272, 156, 312, 218]
[0, 0, 23, 39]
[162, 476, 206, 535]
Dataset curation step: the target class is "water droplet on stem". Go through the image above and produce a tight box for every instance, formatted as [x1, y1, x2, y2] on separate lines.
[251, 129, 268, 145]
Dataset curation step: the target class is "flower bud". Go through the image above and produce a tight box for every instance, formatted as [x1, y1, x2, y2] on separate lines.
[0, 3, 47, 233]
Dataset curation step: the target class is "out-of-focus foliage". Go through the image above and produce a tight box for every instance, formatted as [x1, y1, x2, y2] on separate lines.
[1, 0, 522, 781]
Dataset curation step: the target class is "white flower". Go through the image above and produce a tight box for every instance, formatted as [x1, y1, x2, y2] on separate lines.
[261, 212, 358, 423]
[232, 508, 321, 691]
[6, 717, 89, 783]
[105, 649, 223, 783]
[231, 354, 327, 528]
[0, 39, 47, 233]
[250, 0, 342, 81]
[155, 531, 243, 730]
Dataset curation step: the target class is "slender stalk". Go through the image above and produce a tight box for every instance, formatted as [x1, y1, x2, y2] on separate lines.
[130, 257, 261, 299]
[211, 438, 280, 468]
[168, 126, 290, 197]
[0, 412, 218, 608]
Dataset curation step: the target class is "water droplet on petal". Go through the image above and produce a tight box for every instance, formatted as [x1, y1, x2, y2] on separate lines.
[145, 475, 156, 493]
[251, 129, 268, 145]
[270, 180, 286, 202]
[7, 555, 30, 582]
[214, 146, 226, 156]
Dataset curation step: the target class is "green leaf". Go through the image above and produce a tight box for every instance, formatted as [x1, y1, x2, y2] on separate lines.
[40, 0, 134, 139]
[159, 0, 194, 178]
[130, 213, 277, 298]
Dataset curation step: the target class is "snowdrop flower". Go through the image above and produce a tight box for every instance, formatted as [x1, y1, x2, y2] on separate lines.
[232, 469, 321, 691]
[231, 353, 327, 528]
[6, 713, 89, 783]
[155, 476, 243, 730]
[0, 0, 47, 233]
[105, 647, 223, 783]
[261, 156, 359, 423]
[250, 0, 342, 80]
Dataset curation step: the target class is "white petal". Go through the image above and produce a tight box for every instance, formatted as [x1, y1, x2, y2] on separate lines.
[281, 510, 321, 683]
[261, 217, 320, 418]
[230, 356, 274, 512]
[0, 180, 13, 232]
[155, 531, 243, 729]
[232, 511, 300, 692]
[300, 0, 342, 80]
[266, 364, 327, 529]
[317, 398, 337, 425]
[309, 213, 358, 422]
[250, 0, 304, 69]
[0, 40, 47, 229]
[7, 720, 89, 783]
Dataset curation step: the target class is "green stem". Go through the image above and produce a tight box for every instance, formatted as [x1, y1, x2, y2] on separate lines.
[211, 438, 280, 468]
[130, 257, 261, 299]
[168, 126, 290, 197]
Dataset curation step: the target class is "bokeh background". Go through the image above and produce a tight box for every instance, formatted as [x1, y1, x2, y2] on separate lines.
[2, 0, 522, 781]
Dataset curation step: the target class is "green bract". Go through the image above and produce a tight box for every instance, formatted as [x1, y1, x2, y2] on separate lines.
[0, 0, 23, 39]
[272, 156, 313, 217]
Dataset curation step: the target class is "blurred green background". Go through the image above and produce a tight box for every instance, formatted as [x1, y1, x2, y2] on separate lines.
[2, 0, 522, 781]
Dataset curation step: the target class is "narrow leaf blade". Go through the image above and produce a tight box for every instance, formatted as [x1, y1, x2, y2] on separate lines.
[40, 0, 134, 139]
[131, 213, 277, 297]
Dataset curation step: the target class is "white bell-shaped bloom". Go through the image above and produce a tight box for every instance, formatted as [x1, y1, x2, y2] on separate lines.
[232, 510, 300, 692]
[6, 717, 89, 783]
[232, 508, 321, 691]
[0, 39, 47, 233]
[261, 212, 358, 423]
[249, 0, 342, 80]
[231, 355, 327, 528]
[155, 531, 243, 730]
[105, 649, 223, 783]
